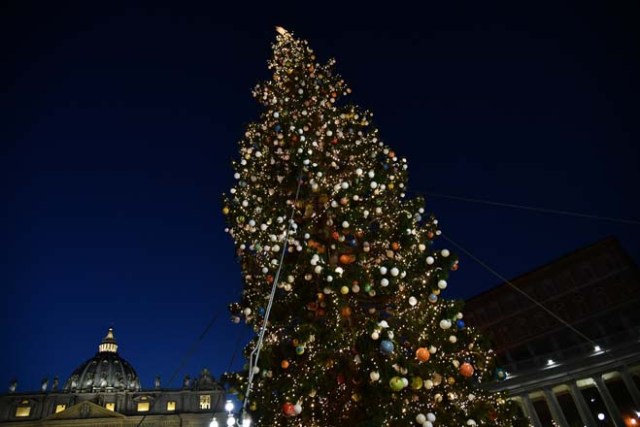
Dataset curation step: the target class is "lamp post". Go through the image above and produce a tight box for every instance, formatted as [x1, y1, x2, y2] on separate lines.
[210, 400, 251, 427]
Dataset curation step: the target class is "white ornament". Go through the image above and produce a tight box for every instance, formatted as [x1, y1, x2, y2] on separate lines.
[439, 319, 452, 329]
[426, 256, 435, 265]
[370, 181, 378, 189]
[467, 420, 477, 426]
[438, 280, 447, 289]
[449, 335, 457, 343]
[371, 331, 380, 340]
[370, 371, 380, 381]
[390, 267, 399, 277]
[427, 413, 436, 422]
[418, 244, 426, 251]
[441, 249, 450, 257]
[408, 296, 417, 306]
[342, 221, 349, 228]
[416, 414, 426, 424]
[379, 266, 388, 275]
[294, 404, 302, 414]
[380, 278, 389, 287]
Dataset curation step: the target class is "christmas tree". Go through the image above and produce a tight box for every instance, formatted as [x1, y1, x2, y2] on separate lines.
[223, 27, 522, 427]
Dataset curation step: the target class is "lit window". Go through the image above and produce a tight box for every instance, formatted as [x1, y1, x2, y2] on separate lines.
[15, 406, 31, 417]
[105, 402, 115, 411]
[167, 401, 176, 411]
[137, 402, 150, 412]
[199, 395, 211, 410]
[55, 404, 66, 413]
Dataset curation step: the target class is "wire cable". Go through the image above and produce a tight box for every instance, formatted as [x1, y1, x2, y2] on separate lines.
[425, 192, 640, 226]
[441, 233, 601, 348]
[242, 171, 306, 418]
[134, 308, 222, 427]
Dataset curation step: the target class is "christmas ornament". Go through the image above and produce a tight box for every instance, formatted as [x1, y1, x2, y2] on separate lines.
[416, 347, 430, 362]
[389, 376, 404, 392]
[379, 340, 394, 355]
[283, 402, 296, 417]
[460, 363, 474, 377]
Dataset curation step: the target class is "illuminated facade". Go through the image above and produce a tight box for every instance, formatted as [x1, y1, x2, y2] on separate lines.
[0, 328, 227, 426]
[465, 237, 640, 426]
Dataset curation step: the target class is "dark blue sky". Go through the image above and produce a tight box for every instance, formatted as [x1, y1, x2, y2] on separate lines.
[2, 0, 639, 392]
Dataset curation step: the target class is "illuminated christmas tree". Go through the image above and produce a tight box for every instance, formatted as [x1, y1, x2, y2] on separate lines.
[222, 27, 522, 427]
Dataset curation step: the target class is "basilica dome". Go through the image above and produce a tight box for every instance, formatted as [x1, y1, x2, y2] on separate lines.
[63, 328, 141, 393]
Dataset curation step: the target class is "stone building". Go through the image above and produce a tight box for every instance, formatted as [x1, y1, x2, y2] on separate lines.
[0, 328, 227, 426]
[465, 237, 640, 426]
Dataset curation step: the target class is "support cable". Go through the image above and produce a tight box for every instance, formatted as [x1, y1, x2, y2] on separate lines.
[441, 233, 605, 351]
[241, 169, 306, 419]
[425, 191, 640, 226]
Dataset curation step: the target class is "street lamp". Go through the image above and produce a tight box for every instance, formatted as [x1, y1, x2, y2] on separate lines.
[209, 400, 251, 427]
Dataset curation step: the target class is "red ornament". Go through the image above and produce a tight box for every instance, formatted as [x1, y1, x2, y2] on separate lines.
[415, 347, 430, 362]
[283, 402, 296, 417]
[337, 373, 345, 384]
[459, 362, 474, 377]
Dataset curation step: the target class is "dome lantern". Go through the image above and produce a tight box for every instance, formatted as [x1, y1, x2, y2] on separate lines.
[98, 327, 118, 353]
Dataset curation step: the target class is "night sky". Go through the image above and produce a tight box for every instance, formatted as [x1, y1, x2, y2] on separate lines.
[2, 1, 639, 393]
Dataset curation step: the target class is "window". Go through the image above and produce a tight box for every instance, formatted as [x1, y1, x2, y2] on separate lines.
[55, 404, 66, 413]
[105, 402, 115, 411]
[15, 406, 31, 417]
[137, 402, 150, 412]
[167, 401, 176, 411]
[200, 395, 211, 410]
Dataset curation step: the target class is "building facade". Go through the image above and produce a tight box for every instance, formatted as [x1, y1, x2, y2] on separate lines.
[465, 237, 640, 426]
[0, 328, 227, 426]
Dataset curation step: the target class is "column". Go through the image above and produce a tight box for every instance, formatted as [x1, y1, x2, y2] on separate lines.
[593, 376, 625, 427]
[543, 388, 569, 427]
[620, 367, 640, 408]
[520, 394, 543, 427]
[569, 382, 598, 427]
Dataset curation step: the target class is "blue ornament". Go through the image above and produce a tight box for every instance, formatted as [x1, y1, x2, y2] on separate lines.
[379, 340, 394, 355]
[258, 307, 266, 316]
[494, 368, 507, 381]
[275, 124, 282, 132]
[456, 320, 465, 329]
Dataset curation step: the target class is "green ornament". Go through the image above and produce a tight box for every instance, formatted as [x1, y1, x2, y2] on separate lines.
[363, 283, 372, 293]
[410, 376, 423, 390]
[389, 376, 404, 392]
[296, 345, 305, 355]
